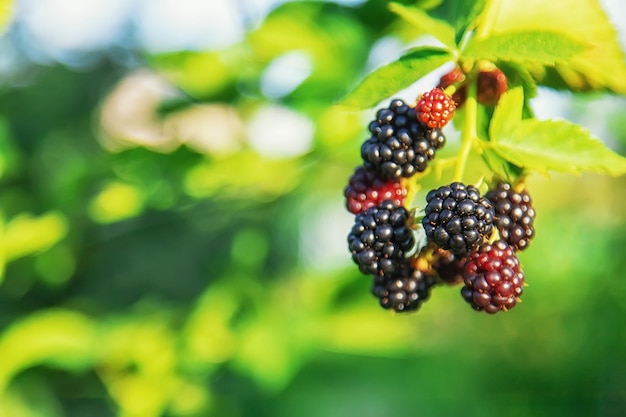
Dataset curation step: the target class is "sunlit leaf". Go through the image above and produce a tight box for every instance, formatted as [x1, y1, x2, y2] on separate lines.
[339, 47, 452, 109]
[492, 0, 626, 93]
[0, 0, 13, 36]
[429, 0, 486, 43]
[493, 119, 626, 176]
[388, 3, 456, 49]
[489, 87, 524, 141]
[0, 310, 96, 390]
[463, 31, 587, 66]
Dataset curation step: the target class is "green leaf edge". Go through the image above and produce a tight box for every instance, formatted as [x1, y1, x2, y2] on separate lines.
[338, 47, 453, 110]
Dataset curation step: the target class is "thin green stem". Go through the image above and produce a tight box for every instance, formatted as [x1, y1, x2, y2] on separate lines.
[476, 0, 502, 40]
[453, 73, 478, 182]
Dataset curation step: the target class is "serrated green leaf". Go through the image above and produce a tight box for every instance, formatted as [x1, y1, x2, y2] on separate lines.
[463, 31, 587, 66]
[492, 119, 626, 176]
[339, 47, 452, 109]
[492, 0, 626, 93]
[430, 0, 486, 44]
[388, 3, 456, 49]
[489, 87, 523, 141]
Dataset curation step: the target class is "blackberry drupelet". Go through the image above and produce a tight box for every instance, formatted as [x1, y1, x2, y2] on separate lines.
[344, 166, 407, 215]
[372, 264, 437, 312]
[485, 182, 535, 251]
[460, 240, 525, 314]
[416, 88, 456, 129]
[348, 200, 415, 277]
[421, 182, 495, 256]
[361, 99, 445, 180]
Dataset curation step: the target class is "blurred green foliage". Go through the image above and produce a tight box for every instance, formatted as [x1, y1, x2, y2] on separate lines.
[0, 1, 625, 416]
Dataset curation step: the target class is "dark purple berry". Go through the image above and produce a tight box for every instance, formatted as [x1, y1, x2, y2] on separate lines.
[348, 200, 415, 278]
[461, 240, 525, 314]
[485, 182, 536, 251]
[422, 182, 494, 256]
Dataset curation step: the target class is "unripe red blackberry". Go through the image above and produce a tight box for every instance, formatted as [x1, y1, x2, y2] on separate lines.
[422, 182, 495, 256]
[437, 67, 466, 107]
[361, 99, 446, 180]
[460, 240, 525, 314]
[485, 182, 535, 251]
[416, 88, 456, 129]
[476, 68, 508, 106]
[372, 264, 437, 312]
[348, 200, 415, 277]
[344, 166, 407, 215]
[437, 66, 508, 107]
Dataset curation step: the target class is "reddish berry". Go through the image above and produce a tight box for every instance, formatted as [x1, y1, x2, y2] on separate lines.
[460, 240, 525, 314]
[416, 88, 456, 129]
[437, 66, 508, 107]
[344, 166, 407, 214]
[437, 67, 466, 107]
[477, 68, 508, 106]
[485, 182, 535, 251]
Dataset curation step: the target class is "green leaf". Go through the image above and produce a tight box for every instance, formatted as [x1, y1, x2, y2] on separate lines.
[429, 0, 486, 44]
[492, 119, 626, 176]
[481, 148, 523, 183]
[388, 3, 456, 49]
[463, 31, 587, 66]
[0, 0, 13, 36]
[489, 87, 523, 141]
[339, 47, 452, 109]
[492, 0, 626, 93]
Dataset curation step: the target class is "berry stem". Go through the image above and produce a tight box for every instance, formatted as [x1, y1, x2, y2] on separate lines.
[453, 71, 479, 182]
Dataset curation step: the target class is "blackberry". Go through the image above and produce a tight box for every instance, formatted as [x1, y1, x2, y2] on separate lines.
[372, 264, 437, 312]
[344, 166, 407, 215]
[416, 88, 456, 129]
[437, 66, 508, 107]
[485, 182, 535, 251]
[460, 240, 525, 314]
[348, 200, 415, 277]
[437, 66, 466, 107]
[421, 182, 495, 256]
[476, 68, 508, 106]
[361, 99, 445, 180]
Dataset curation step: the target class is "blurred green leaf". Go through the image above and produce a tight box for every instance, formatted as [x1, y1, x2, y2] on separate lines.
[493, 0, 626, 93]
[429, 0, 486, 43]
[0, 0, 13, 36]
[0, 310, 96, 391]
[3, 212, 68, 262]
[463, 31, 587, 66]
[388, 3, 456, 49]
[339, 47, 452, 109]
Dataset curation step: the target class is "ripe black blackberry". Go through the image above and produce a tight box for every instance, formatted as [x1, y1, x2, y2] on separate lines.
[372, 264, 437, 312]
[460, 240, 525, 314]
[344, 166, 407, 215]
[347, 200, 414, 277]
[485, 182, 535, 251]
[361, 99, 446, 180]
[421, 182, 495, 256]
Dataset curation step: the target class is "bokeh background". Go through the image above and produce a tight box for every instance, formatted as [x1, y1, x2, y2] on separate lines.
[0, 0, 626, 416]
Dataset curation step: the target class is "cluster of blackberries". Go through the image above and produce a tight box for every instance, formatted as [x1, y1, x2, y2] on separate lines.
[344, 87, 535, 315]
